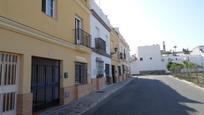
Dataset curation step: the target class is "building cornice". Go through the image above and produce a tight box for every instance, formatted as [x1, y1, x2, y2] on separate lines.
[0, 16, 77, 49]
[90, 9, 111, 32]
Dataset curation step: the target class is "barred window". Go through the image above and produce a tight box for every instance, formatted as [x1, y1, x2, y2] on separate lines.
[75, 62, 87, 84]
[96, 60, 104, 77]
[95, 38, 106, 52]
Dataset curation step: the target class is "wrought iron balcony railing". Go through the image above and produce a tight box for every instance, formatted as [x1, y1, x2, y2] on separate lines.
[74, 28, 91, 48]
[93, 37, 111, 57]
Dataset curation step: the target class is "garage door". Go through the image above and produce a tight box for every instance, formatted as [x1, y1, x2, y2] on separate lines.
[0, 52, 19, 115]
[31, 57, 60, 112]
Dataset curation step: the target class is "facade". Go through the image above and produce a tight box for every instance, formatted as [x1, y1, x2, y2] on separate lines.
[0, 0, 131, 114]
[0, 0, 92, 114]
[131, 45, 166, 75]
[110, 27, 131, 83]
[89, 0, 112, 90]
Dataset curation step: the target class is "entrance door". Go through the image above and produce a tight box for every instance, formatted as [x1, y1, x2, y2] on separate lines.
[111, 65, 116, 83]
[31, 57, 60, 112]
[0, 52, 19, 115]
[105, 64, 110, 84]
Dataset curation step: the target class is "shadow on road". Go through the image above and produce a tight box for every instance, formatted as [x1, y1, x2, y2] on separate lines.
[84, 78, 203, 115]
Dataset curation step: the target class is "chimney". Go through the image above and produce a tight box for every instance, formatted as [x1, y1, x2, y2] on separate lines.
[163, 41, 166, 52]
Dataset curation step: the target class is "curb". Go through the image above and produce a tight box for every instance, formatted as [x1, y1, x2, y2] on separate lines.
[169, 75, 204, 91]
[79, 78, 135, 115]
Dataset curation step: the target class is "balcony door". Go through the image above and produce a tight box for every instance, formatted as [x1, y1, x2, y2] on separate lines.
[75, 17, 82, 44]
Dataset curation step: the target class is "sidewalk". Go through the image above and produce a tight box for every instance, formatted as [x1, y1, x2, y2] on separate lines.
[38, 77, 135, 115]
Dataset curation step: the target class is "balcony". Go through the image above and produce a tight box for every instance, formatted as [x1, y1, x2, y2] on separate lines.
[117, 52, 127, 61]
[74, 28, 91, 48]
[93, 37, 110, 57]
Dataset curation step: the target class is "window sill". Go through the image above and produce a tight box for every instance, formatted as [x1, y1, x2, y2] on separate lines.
[75, 83, 88, 86]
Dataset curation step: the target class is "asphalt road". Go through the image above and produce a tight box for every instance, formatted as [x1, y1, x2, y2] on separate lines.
[85, 75, 204, 115]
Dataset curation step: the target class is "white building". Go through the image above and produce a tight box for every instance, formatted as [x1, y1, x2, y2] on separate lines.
[191, 46, 204, 56]
[163, 46, 204, 68]
[89, 0, 111, 83]
[190, 46, 204, 66]
[131, 45, 166, 75]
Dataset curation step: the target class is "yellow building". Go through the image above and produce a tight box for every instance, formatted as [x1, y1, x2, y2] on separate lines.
[110, 27, 131, 83]
[0, 0, 92, 114]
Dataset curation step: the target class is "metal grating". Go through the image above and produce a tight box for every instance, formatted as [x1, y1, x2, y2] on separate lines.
[0, 52, 19, 115]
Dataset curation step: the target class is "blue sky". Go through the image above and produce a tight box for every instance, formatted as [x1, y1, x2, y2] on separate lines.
[96, 0, 204, 54]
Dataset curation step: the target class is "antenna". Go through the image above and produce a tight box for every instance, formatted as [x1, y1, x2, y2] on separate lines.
[163, 41, 166, 52]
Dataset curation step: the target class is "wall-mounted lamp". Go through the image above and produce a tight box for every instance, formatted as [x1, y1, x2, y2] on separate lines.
[111, 47, 118, 56]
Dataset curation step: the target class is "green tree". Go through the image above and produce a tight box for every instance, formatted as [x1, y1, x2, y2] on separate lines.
[167, 62, 184, 73]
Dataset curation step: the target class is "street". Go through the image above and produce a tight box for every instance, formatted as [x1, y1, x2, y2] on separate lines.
[85, 75, 204, 115]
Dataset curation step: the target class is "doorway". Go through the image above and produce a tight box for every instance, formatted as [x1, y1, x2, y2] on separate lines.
[31, 57, 60, 112]
[105, 64, 110, 84]
[111, 65, 116, 83]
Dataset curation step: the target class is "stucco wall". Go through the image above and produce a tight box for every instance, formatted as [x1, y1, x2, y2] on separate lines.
[0, 0, 90, 43]
[89, 3, 111, 79]
[0, 28, 91, 94]
[131, 45, 166, 74]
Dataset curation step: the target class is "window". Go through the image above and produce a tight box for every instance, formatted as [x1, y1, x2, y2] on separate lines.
[124, 49, 126, 59]
[122, 65, 125, 74]
[140, 58, 143, 61]
[200, 49, 203, 53]
[96, 60, 104, 77]
[75, 17, 82, 29]
[75, 62, 87, 84]
[42, 0, 55, 17]
[75, 17, 82, 44]
[105, 64, 110, 77]
[95, 38, 106, 52]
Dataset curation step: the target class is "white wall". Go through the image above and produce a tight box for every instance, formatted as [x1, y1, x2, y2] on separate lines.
[131, 45, 166, 74]
[90, 15, 110, 54]
[89, 0, 111, 78]
[163, 54, 204, 66]
[89, 0, 110, 26]
[189, 55, 204, 66]
[137, 45, 166, 71]
[91, 53, 111, 78]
